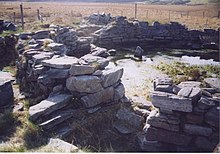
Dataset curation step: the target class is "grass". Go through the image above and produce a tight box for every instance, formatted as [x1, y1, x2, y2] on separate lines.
[155, 61, 220, 84]
[2, 66, 17, 76]
[0, 29, 23, 37]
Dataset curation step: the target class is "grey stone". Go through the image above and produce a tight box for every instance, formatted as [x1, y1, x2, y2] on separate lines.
[178, 87, 201, 103]
[39, 110, 74, 130]
[33, 30, 49, 39]
[155, 84, 174, 93]
[183, 124, 212, 136]
[42, 56, 79, 69]
[36, 38, 54, 45]
[66, 75, 103, 93]
[178, 81, 201, 88]
[29, 94, 72, 121]
[151, 91, 192, 112]
[32, 52, 54, 63]
[197, 96, 215, 110]
[69, 65, 96, 76]
[131, 96, 153, 110]
[80, 86, 114, 108]
[114, 83, 125, 101]
[154, 78, 173, 87]
[134, 46, 144, 59]
[29, 43, 41, 49]
[101, 67, 123, 88]
[145, 126, 192, 146]
[113, 120, 136, 134]
[46, 138, 79, 152]
[195, 136, 215, 151]
[185, 113, 204, 125]
[108, 49, 116, 56]
[116, 107, 144, 129]
[146, 110, 180, 132]
[133, 106, 151, 117]
[91, 46, 109, 58]
[0, 72, 14, 107]
[45, 68, 69, 79]
[79, 54, 109, 69]
[204, 78, 220, 90]
[177, 87, 192, 97]
[205, 107, 219, 127]
[13, 102, 24, 112]
[47, 42, 67, 52]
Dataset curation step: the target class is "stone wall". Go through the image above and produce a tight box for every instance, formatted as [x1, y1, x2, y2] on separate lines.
[92, 16, 219, 50]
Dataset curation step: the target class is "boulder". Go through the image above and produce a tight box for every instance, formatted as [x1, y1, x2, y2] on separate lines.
[91, 46, 109, 58]
[66, 75, 103, 93]
[42, 56, 79, 69]
[151, 91, 192, 112]
[69, 65, 96, 76]
[79, 54, 109, 69]
[80, 86, 114, 108]
[44, 68, 69, 79]
[114, 83, 125, 101]
[46, 138, 79, 152]
[29, 94, 72, 121]
[145, 126, 192, 146]
[134, 46, 144, 59]
[183, 124, 212, 136]
[0, 72, 14, 107]
[101, 67, 123, 88]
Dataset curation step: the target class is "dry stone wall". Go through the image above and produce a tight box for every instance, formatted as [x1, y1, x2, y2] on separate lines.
[92, 16, 219, 50]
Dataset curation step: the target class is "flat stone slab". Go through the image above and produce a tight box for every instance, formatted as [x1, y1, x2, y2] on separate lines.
[145, 126, 192, 146]
[69, 65, 96, 76]
[29, 94, 72, 121]
[131, 96, 153, 110]
[101, 67, 123, 88]
[205, 107, 219, 127]
[39, 110, 74, 130]
[80, 86, 114, 108]
[32, 52, 54, 63]
[183, 124, 212, 136]
[114, 83, 125, 101]
[204, 78, 220, 90]
[151, 91, 193, 112]
[146, 110, 180, 132]
[42, 56, 79, 69]
[46, 138, 79, 152]
[66, 75, 103, 93]
[178, 81, 201, 88]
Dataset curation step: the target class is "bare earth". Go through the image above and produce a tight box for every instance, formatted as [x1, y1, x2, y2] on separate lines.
[0, 2, 220, 30]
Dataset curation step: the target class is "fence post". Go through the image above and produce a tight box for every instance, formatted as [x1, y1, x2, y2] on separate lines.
[13, 12, 16, 23]
[20, 3, 24, 30]
[37, 9, 40, 20]
[218, 11, 220, 19]
[203, 11, 205, 18]
[134, 3, 137, 19]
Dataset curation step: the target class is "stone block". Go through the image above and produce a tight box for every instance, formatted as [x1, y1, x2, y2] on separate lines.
[183, 124, 212, 136]
[69, 65, 96, 76]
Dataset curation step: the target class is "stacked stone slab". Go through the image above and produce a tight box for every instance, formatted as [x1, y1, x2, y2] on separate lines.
[139, 78, 219, 152]
[92, 17, 219, 49]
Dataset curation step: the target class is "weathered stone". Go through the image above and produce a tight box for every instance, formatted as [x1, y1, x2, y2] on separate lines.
[113, 120, 136, 134]
[134, 46, 144, 59]
[36, 38, 54, 45]
[46, 138, 79, 152]
[133, 106, 151, 117]
[183, 124, 212, 136]
[39, 110, 74, 130]
[45, 68, 69, 79]
[178, 87, 201, 103]
[178, 81, 201, 88]
[177, 87, 192, 97]
[195, 136, 215, 151]
[114, 83, 125, 101]
[201, 89, 213, 97]
[80, 87, 114, 108]
[29, 94, 72, 121]
[66, 75, 103, 93]
[204, 78, 220, 90]
[146, 110, 180, 132]
[91, 46, 109, 58]
[131, 96, 153, 110]
[0, 72, 14, 107]
[79, 54, 109, 69]
[108, 49, 116, 56]
[47, 42, 67, 52]
[145, 126, 192, 146]
[154, 78, 173, 87]
[185, 113, 204, 125]
[13, 102, 24, 112]
[151, 91, 192, 112]
[29, 43, 41, 49]
[197, 96, 215, 110]
[101, 67, 123, 88]
[33, 30, 49, 39]
[155, 84, 174, 93]
[69, 65, 96, 76]
[116, 107, 144, 129]
[205, 107, 219, 127]
[42, 56, 79, 69]
[32, 52, 54, 63]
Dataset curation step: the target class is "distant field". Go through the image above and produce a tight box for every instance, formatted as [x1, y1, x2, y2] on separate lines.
[0, 2, 219, 31]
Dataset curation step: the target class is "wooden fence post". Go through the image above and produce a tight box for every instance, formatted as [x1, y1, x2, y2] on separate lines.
[13, 12, 16, 23]
[218, 11, 220, 19]
[134, 3, 137, 19]
[20, 3, 24, 30]
[37, 9, 40, 20]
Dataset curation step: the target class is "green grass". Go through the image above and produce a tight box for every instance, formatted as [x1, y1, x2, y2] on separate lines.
[155, 61, 220, 84]
[0, 29, 24, 37]
[2, 66, 17, 76]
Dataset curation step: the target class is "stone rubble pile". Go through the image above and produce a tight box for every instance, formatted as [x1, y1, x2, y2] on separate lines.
[83, 12, 113, 25]
[137, 78, 219, 152]
[93, 16, 219, 49]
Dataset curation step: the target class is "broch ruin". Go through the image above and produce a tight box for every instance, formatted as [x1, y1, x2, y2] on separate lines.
[0, 13, 219, 152]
